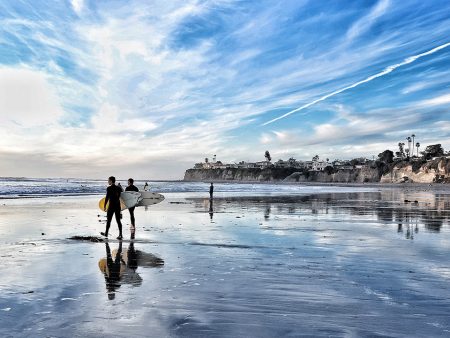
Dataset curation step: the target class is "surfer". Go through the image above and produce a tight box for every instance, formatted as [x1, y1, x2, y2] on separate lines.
[126, 178, 139, 230]
[144, 182, 149, 191]
[101, 176, 124, 240]
[209, 182, 214, 199]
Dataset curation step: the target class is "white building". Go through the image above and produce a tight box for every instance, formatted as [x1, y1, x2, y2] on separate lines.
[311, 161, 329, 171]
[255, 161, 271, 169]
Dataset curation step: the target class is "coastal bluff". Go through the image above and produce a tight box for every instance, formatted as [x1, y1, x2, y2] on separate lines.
[183, 167, 381, 183]
[184, 157, 450, 183]
[380, 157, 450, 183]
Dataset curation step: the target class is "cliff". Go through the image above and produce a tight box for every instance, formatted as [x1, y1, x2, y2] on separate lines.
[283, 167, 381, 183]
[184, 158, 450, 183]
[184, 167, 382, 183]
[381, 157, 450, 183]
[184, 167, 300, 182]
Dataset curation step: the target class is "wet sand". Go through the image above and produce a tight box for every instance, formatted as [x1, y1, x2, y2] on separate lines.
[1, 188, 450, 337]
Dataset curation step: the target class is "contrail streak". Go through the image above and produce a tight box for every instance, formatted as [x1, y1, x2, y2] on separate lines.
[262, 41, 450, 126]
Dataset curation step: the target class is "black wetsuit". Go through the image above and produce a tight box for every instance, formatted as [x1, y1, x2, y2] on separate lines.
[105, 184, 123, 236]
[126, 184, 139, 226]
[209, 184, 214, 199]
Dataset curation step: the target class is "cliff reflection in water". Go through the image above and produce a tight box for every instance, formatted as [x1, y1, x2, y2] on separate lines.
[192, 190, 450, 237]
[98, 241, 164, 300]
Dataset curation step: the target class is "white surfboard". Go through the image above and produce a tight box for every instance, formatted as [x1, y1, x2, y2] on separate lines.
[136, 191, 164, 207]
[120, 191, 142, 209]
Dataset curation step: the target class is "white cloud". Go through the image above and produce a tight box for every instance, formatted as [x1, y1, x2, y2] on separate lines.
[71, 0, 84, 14]
[0, 67, 63, 127]
[91, 103, 158, 133]
[401, 82, 428, 94]
[259, 133, 272, 144]
[346, 0, 390, 42]
[419, 93, 450, 107]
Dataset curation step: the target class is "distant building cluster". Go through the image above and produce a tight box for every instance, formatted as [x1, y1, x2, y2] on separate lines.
[190, 135, 448, 174]
[192, 154, 371, 172]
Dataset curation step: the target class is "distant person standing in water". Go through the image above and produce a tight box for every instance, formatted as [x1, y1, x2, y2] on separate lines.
[126, 178, 139, 231]
[101, 176, 124, 240]
[209, 182, 214, 200]
[144, 182, 149, 191]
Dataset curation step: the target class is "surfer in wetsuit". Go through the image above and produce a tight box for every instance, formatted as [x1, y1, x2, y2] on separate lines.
[209, 182, 214, 199]
[126, 178, 139, 231]
[101, 176, 124, 240]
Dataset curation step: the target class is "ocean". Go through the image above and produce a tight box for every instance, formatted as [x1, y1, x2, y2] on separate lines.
[0, 177, 378, 198]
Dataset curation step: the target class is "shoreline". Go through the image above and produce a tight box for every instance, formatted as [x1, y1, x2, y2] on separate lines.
[182, 179, 450, 190]
[2, 180, 450, 200]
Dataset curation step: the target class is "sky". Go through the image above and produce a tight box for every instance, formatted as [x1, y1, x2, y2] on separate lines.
[0, 0, 449, 179]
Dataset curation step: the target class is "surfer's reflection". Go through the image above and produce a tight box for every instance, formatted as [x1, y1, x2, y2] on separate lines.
[98, 241, 164, 300]
[264, 207, 271, 220]
[127, 241, 138, 271]
[99, 242, 124, 300]
[209, 200, 214, 221]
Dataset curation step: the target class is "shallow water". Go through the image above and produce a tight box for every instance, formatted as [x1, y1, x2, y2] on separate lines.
[1, 187, 450, 337]
[0, 177, 378, 197]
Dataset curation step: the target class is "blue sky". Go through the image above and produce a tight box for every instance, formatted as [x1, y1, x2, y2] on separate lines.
[0, 0, 449, 179]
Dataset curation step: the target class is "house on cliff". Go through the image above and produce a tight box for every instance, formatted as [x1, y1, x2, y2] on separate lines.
[311, 161, 329, 171]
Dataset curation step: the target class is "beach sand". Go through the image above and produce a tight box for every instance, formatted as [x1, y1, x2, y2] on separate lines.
[1, 187, 450, 337]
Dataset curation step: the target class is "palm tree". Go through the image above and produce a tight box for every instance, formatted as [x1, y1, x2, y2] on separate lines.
[398, 142, 405, 158]
[416, 142, 420, 157]
[411, 134, 415, 156]
[406, 137, 412, 156]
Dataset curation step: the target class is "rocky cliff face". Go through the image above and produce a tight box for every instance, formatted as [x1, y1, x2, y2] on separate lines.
[381, 157, 450, 183]
[184, 157, 450, 183]
[184, 168, 299, 181]
[184, 167, 381, 183]
[284, 167, 381, 183]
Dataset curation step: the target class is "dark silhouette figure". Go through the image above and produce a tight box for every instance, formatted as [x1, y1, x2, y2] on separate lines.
[126, 178, 139, 231]
[98, 235, 164, 299]
[123, 240, 143, 287]
[101, 176, 124, 240]
[209, 182, 214, 200]
[264, 207, 271, 220]
[209, 199, 214, 220]
[127, 241, 138, 272]
[103, 242, 124, 300]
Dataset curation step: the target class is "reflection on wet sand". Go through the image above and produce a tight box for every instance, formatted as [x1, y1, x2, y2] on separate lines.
[191, 190, 450, 238]
[209, 200, 213, 221]
[98, 240, 164, 300]
[3, 188, 450, 337]
[264, 206, 270, 220]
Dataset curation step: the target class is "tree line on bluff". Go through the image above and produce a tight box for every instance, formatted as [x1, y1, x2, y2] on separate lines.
[376, 144, 448, 176]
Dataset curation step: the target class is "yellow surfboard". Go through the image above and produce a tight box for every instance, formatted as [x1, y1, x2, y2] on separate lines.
[98, 197, 127, 212]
